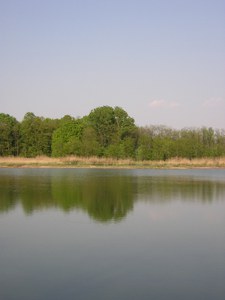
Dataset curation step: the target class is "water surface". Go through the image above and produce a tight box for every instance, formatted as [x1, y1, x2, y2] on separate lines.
[0, 168, 225, 299]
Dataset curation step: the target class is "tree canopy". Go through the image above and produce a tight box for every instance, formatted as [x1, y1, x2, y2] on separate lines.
[0, 107, 225, 160]
[0, 113, 19, 156]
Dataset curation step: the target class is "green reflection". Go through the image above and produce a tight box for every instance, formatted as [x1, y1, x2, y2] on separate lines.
[19, 176, 53, 214]
[136, 176, 225, 203]
[0, 171, 135, 222]
[0, 170, 225, 222]
[0, 176, 18, 212]
[51, 175, 134, 222]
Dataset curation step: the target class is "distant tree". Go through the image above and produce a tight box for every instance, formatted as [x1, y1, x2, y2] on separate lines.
[81, 127, 102, 156]
[51, 116, 84, 157]
[88, 106, 137, 158]
[20, 112, 39, 157]
[137, 126, 176, 160]
[88, 106, 116, 148]
[176, 129, 202, 159]
[136, 125, 224, 161]
[148, 137, 167, 160]
[136, 129, 152, 160]
[41, 118, 60, 156]
[113, 107, 138, 158]
[119, 137, 137, 158]
[214, 129, 225, 156]
[114, 106, 137, 140]
[2, 109, 225, 160]
[0, 113, 20, 156]
[20, 112, 58, 157]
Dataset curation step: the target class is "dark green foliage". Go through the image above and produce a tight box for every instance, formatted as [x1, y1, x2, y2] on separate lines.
[20, 112, 58, 157]
[137, 125, 225, 160]
[137, 133, 152, 160]
[0, 108, 225, 159]
[81, 127, 102, 157]
[51, 174, 134, 222]
[88, 106, 138, 158]
[88, 106, 117, 148]
[0, 113, 19, 156]
[51, 116, 84, 157]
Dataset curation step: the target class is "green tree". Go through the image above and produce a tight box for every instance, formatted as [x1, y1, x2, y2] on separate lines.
[214, 129, 225, 156]
[88, 106, 116, 148]
[136, 130, 152, 160]
[20, 113, 59, 157]
[114, 106, 137, 140]
[0, 113, 19, 156]
[113, 107, 138, 158]
[81, 126, 102, 156]
[51, 116, 84, 157]
[20, 112, 39, 157]
[40, 118, 59, 156]
[88, 106, 137, 158]
[176, 129, 203, 159]
[137, 125, 176, 160]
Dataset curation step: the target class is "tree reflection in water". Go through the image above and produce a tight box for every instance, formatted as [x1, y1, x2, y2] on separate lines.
[0, 169, 225, 222]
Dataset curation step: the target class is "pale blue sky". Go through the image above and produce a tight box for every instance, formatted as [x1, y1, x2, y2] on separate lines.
[1, 0, 225, 128]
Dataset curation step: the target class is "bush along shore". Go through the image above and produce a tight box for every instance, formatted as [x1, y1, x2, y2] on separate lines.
[0, 156, 225, 169]
[1, 106, 225, 161]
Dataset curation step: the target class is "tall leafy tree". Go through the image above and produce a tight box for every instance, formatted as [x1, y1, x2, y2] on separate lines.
[114, 106, 137, 140]
[81, 127, 101, 156]
[88, 106, 137, 158]
[88, 106, 116, 148]
[136, 129, 152, 160]
[0, 113, 19, 156]
[51, 115, 84, 157]
[20, 112, 58, 157]
[20, 112, 39, 157]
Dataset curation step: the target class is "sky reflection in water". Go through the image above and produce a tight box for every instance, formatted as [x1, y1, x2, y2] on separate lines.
[0, 168, 225, 300]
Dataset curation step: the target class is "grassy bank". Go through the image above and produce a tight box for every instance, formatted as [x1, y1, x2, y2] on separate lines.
[0, 156, 225, 169]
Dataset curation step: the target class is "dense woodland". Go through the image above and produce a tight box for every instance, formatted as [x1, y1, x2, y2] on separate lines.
[0, 106, 225, 160]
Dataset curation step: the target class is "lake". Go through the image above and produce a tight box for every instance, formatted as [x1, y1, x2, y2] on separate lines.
[0, 168, 225, 300]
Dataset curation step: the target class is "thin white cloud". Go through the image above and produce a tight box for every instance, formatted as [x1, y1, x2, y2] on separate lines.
[148, 100, 166, 108]
[169, 101, 180, 108]
[148, 100, 180, 108]
[203, 97, 225, 108]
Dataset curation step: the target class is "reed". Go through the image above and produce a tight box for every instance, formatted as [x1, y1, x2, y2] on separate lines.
[0, 155, 225, 168]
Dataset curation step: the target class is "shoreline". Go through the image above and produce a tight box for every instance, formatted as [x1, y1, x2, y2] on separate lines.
[0, 156, 225, 169]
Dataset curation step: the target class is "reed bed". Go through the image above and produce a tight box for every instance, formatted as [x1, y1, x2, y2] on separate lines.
[0, 156, 225, 169]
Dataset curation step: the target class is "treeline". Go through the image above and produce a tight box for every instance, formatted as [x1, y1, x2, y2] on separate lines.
[0, 106, 225, 160]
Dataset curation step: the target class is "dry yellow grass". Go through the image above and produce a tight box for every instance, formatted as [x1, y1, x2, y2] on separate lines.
[0, 156, 225, 168]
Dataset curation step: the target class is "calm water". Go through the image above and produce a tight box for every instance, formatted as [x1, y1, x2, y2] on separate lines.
[0, 168, 225, 300]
